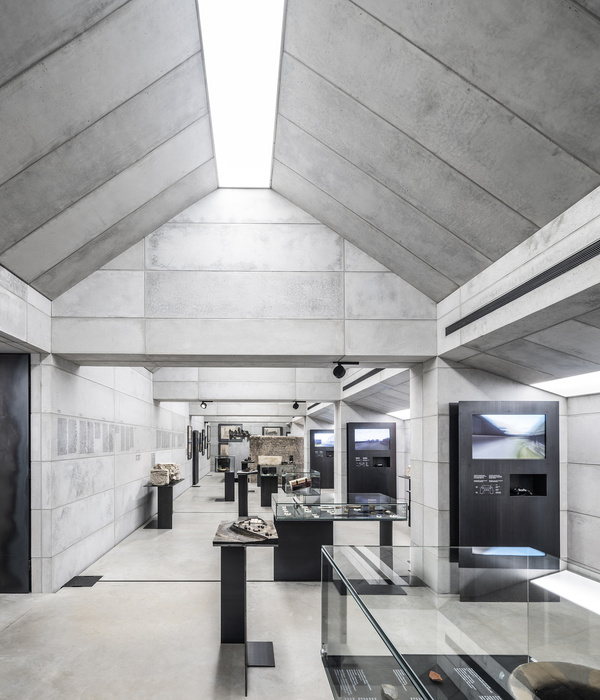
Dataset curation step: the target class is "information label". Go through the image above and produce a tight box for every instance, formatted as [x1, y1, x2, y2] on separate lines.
[473, 474, 503, 495]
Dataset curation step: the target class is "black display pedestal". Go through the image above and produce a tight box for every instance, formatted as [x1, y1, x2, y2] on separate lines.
[379, 520, 393, 546]
[260, 474, 278, 507]
[237, 471, 257, 517]
[143, 479, 184, 529]
[274, 519, 334, 581]
[214, 527, 278, 696]
[216, 471, 235, 502]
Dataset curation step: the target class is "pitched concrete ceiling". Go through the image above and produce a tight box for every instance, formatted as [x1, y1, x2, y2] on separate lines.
[272, 0, 600, 302]
[0, 0, 217, 300]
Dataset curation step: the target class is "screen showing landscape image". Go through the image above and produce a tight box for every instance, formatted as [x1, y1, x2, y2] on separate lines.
[472, 414, 546, 459]
[314, 432, 334, 447]
[354, 428, 390, 451]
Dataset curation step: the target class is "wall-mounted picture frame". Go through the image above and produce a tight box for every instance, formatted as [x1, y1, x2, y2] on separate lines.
[207, 441, 211, 460]
[219, 443, 229, 456]
[187, 425, 193, 460]
[262, 426, 283, 436]
[204, 429, 208, 452]
[219, 423, 243, 442]
[206, 424, 211, 444]
[200, 429, 205, 456]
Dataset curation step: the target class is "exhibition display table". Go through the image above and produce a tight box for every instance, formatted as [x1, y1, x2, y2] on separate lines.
[213, 519, 278, 696]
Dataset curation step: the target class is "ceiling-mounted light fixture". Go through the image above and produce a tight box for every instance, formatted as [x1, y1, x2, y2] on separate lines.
[292, 401, 299, 410]
[200, 401, 207, 409]
[333, 363, 346, 379]
[332, 361, 360, 379]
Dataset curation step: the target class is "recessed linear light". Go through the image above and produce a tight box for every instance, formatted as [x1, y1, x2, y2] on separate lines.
[388, 409, 410, 420]
[532, 370, 600, 397]
[197, 0, 285, 187]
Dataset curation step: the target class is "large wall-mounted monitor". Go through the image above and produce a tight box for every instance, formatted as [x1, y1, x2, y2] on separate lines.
[472, 414, 546, 460]
[313, 432, 334, 447]
[354, 428, 390, 451]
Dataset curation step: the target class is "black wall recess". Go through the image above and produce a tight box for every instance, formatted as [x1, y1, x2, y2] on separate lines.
[346, 422, 396, 499]
[0, 355, 30, 593]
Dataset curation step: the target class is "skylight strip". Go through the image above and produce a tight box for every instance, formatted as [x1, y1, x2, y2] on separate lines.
[197, 0, 285, 187]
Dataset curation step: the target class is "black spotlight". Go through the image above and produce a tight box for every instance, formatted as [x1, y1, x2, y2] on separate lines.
[333, 363, 346, 379]
[200, 401, 207, 409]
[292, 401, 299, 410]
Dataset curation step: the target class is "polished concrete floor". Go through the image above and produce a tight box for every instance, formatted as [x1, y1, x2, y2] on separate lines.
[0, 472, 411, 700]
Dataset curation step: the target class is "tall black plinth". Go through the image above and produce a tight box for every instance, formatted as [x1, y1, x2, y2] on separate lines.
[220, 547, 246, 643]
[144, 479, 184, 529]
[379, 520, 393, 546]
[225, 471, 235, 501]
[260, 475, 278, 507]
[237, 470, 257, 517]
[214, 521, 278, 696]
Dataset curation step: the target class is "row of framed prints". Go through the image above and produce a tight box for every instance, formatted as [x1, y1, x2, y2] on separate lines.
[217, 424, 285, 441]
[186, 425, 211, 460]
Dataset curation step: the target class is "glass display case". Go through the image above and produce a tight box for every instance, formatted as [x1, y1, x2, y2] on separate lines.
[321, 545, 600, 700]
[273, 497, 408, 521]
[259, 463, 299, 477]
[282, 470, 321, 501]
[215, 456, 235, 472]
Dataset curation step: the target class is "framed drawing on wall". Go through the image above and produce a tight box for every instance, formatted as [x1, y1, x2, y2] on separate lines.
[207, 441, 211, 460]
[200, 429, 205, 456]
[219, 423, 242, 442]
[187, 426, 193, 460]
[206, 424, 211, 444]
[204, 429, 208, 452]
[262, 426, 283, 436]
[219, 443, 229, 456]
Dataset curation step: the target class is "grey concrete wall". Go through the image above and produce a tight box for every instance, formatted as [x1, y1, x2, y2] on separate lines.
[566, 394, 600, 580]
[30, 355, 191, 592]
[154, 367, 339, 402]
[51, 189, 437, 365]
[409, 359, 567, 553]
[0, 265, 51, 353]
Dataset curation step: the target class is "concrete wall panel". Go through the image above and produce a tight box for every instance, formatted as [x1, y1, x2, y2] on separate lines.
[145, 270, 343, 319]
[345, 272, 436, 319]
[146, 222, 342, 272]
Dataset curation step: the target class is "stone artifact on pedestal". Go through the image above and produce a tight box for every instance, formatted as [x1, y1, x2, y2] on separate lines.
[154, 462, 181, 482]
[150, 467, 170, 486]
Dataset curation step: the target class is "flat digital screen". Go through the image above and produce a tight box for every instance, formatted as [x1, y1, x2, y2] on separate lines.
[472, 414, 546, 459]
[354, 428, 390, 451]
[313, 432, 334, 447]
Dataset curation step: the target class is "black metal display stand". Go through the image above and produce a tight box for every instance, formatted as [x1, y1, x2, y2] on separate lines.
[310, 429, 334, 489]
[143, 479, 184, 529]
[260, 474, 278, 507]
[216, 471, 235, 502]
[213, 526, 278, 696]
[237, 470, 257, 517]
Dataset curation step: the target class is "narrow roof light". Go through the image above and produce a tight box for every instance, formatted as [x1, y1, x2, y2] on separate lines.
[532, 370, 600, 397]
[197, 0, 285, 187]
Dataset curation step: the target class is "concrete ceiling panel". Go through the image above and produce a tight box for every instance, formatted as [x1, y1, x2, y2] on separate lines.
[0, 0, 129, 86]
[487, 338, 600, 377]
[525, 320, 600, 365]
[283, 0, 599, 226]
[461, 352, 557, 386]
[275, 117, 492, 285]
[357, 0, 600, 172]
[272, 161, 456, 300]
[277, 54, 538, 260]
[0, 55, 207, 255]
[35, 162, 217, 298]
[7, 119, 214, 283]
[0, 0, 201, 185]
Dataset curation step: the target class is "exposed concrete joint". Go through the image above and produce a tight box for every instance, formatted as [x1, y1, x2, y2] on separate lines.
[280, 51, 540, 230]
[272, 156, 456, 292]
[346, 0, 600, 175]
[0, 51, 204, 193]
